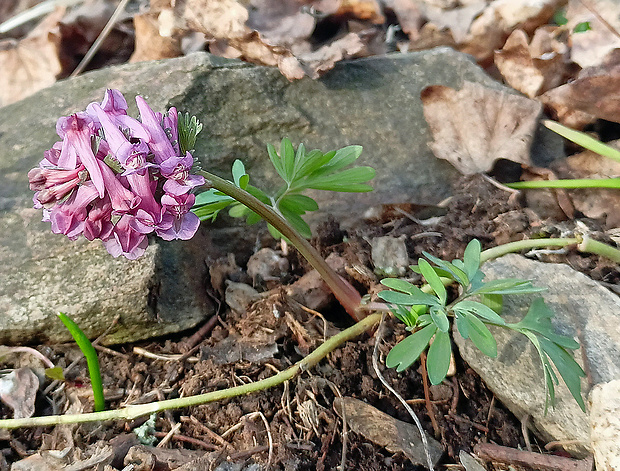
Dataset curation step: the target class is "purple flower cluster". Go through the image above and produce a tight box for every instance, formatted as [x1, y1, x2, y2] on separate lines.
[29, 90, 204, 259]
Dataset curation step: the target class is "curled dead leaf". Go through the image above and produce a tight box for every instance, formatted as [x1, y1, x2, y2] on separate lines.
[294, 32, 366, 79]
[542, 52, 620, 127]
[421, 81, 542, 175]
[461, 0, 563, 63]
[334, 0, 385, 24]
[382, 0, 423, 40]
[0, 367, 39, 419]
[566, 0, 620, 69]
[0, 7, 64, 107]
[422, 1, 486, 44]
[495, 28, 568, 98]
[130, 11, 183, 63]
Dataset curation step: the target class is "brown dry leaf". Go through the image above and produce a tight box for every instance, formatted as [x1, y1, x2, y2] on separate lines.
[421, 81, 542, 175]
[130, 10, 183, 63]
[0, 367, 39, 419]
[335, 0, 385, 24]
[408, 21, 457, 51]
[182, 0, 287, 66]
[247, 0, 316, 46]
[461, 0, 563, 63]
[333, 397, 444, 467]
[541, 52, 620, 127]
[382, 0, 424, 40]
[183, 0, 249, 39]
[182, 0, 373, 79]
[422, 1, 486, 44]
[495, 28, 567, 98]
[292, 31, 366, 78]
[0, 7, 64, 107]
[566, 0, 620, 69]
[550, 141, 620, 227]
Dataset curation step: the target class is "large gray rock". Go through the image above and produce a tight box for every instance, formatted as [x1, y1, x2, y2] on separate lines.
[0, 49, 559, 344]
[590, 380, 620, 470]
[454, 254, 620, 456]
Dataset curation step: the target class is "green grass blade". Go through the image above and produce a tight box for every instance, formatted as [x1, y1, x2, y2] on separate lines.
[506, 178, 620, 189]
[57, 313, 105, 412]
[544, 120, 620, 163]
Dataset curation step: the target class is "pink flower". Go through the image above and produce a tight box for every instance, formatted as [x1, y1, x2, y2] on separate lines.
[29, 89, 204, 259]
[160, 153, 205, 195]
[158, 193, 200, 240]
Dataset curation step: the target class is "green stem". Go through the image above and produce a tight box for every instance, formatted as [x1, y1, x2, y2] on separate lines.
[506, 178, 620, 189]
[0, 313, 382, 429]
[579, 235, 620, 263]
[480, 238, 578, 263]
[198, 170, 362, 320]
[480, 236, 620, 263]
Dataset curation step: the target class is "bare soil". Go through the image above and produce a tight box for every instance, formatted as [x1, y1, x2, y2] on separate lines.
[2, 175, 618, 470]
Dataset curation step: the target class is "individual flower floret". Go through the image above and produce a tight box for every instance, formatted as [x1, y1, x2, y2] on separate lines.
[29, 89, 205, 259]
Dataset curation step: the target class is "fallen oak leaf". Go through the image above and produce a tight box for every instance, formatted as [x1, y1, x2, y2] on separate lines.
[0, 6, 64, 106]
[292, 31, 366, 79]
[421, 81, 542, 175]
[494, 28, 568, 98]
[421, 1, 486, 44]
[541, 51, 620, 126]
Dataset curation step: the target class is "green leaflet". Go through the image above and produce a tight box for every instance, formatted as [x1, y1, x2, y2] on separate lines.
[386, 324, 437, 372]
[427, 331, 451, 385]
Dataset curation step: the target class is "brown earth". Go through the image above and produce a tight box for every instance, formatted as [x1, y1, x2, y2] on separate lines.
[1, 174, 618, 470]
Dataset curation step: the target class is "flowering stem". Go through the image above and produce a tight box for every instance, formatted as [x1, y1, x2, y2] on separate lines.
[0, 313, 382, 429]
[197, 170, 363, 320]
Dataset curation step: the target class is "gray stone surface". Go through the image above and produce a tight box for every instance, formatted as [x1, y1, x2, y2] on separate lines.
[590, 380, 620, 470]
[454, 254, 620, 456]
[0, 49, 560, 344]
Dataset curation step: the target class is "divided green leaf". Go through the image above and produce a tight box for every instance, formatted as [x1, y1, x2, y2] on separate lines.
[453, 300, 505, 325]
[463, 239, 481, 281]
[378, 288, 440, 306]
[507, 298, 585, 411]
[469, 278, 546, 296]
[457, 312, 497, 357]
[418, 259, 447, 304]
[196, 139, 374, 239]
